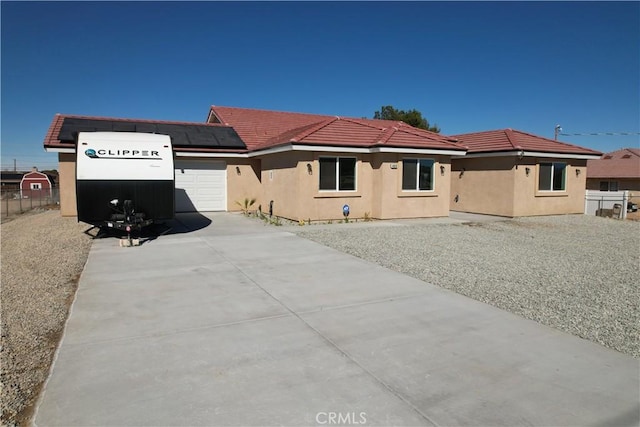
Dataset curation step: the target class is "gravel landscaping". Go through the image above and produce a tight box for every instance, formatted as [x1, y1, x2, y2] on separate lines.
[295, 215, 640, 358]
[1, 210, 92, 426]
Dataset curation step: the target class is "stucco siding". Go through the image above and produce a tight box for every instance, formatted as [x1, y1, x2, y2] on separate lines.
[303, 153, 374, 221]
[225, 158, 262, 212]
[257, 152, 452, 221]
[377, 154, 450, 219]
[512, 159, 587, 216]
[450, 157, 516, 217]
[58, 153, 77, 217]
[260, 151, 306, 220]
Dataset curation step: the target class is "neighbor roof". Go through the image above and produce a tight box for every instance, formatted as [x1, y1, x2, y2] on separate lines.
[1, 172, 25, 182]
[450, 129, 601, 156]
[587, 148, 640, 179]
[44, 114, 247, 152]
[208, 106, 464, 153]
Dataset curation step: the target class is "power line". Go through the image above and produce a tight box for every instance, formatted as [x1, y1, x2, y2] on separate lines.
[559, 132, 640, 136]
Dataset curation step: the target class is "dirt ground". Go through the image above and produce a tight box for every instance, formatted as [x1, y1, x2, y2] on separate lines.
[1, 210, 92, 426]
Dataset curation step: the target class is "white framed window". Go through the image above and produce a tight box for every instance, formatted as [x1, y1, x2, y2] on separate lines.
[30, 183, 42, 190]
[402, 158, 434, 191]
[319, 157, 356, 191]
[538, 162, 566, 191]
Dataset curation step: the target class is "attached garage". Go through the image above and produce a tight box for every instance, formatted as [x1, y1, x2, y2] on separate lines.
[174, 160, 227, 212]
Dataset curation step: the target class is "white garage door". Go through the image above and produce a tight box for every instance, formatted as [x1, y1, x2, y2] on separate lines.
[174, 160, 227, 212]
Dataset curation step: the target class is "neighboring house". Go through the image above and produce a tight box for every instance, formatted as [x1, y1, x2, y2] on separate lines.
[43, 108, 467, 221]
[586, 148, 640, 192]
[1, 172, 24, 192]
[449, 129, 601, 217]
[20, 167, 54, 199]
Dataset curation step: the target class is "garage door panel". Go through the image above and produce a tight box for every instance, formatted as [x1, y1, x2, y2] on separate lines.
[174, 160, 226, 212]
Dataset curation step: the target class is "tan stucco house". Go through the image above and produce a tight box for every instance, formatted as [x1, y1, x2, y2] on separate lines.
[449, 129, 602, 217]
[44, 106, 467, 222]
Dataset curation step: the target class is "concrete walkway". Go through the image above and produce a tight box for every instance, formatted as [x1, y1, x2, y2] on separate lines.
[35, 213, 639, 426]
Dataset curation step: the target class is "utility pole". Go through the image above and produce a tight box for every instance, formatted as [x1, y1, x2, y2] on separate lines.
[13, 159, 16, 172]
[554, 125, 562, 141]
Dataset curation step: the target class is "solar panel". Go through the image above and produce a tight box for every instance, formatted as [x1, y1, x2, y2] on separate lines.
[57, 118, 246, 149]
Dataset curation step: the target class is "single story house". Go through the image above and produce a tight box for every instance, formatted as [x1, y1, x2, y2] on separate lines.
[449, 129, 602, 217]
[1, 172, 24, 192]
[20, 167, 54, 199]
[586, 148, 640, 192]
[44, 107, 467, 221]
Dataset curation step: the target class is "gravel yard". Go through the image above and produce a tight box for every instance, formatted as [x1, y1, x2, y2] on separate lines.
[1, 210, 92, 426]
[295, 215, 640, 358]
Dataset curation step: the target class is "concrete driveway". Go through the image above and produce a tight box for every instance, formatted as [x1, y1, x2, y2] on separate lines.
[35, 213, 639, 426]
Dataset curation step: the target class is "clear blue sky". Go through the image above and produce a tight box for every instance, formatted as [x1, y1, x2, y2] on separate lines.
[2, 1, 639, 171]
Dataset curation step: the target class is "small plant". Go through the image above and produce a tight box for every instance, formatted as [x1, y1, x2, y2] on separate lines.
[271, 216, 282, 226]
[307, 218, 311, 225]
[235, 198, 256, 216]
[343, 217, 349, 223]
[327, 219, 333, 224]
[298, 219, 305, 226]
[364, 212, 371, 222]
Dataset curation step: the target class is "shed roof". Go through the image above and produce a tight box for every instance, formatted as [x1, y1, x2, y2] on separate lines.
[450, 129, 601, 156]
[587, 148, 640, 179]
[1, 172, 25, 182]
[208, 106, 464, 153]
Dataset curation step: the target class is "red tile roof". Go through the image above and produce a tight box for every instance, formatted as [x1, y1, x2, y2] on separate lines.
[208, 106, 464, 152]
[587, 148, 640, 179]
[450, 129, 601, 156]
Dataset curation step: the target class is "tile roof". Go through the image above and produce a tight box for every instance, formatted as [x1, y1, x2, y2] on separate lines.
[587, 148, 640, 179]
[208, 106, 464, 152]
[44, 114, 247, 152]
[450, 129, 602, 156]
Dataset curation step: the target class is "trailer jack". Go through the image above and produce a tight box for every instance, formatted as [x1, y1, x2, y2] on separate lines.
[119, 225, 140, 247]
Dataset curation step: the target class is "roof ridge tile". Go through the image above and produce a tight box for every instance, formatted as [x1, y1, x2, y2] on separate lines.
[290, 117, 340, 142]
[503, 128, 522, 150]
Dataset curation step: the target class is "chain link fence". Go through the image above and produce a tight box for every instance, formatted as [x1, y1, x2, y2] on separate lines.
[1, 188, 60, 220]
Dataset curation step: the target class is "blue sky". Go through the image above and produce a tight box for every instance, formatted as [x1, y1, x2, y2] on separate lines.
[2, 1, 639, 171]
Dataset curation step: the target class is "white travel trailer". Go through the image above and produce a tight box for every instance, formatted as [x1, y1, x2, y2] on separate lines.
[76, 132, 175, 234]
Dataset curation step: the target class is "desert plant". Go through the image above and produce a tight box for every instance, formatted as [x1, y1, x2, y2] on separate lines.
[364, 212, 371, 222]
[298, 219, 305, 226]
[235, 198, 256, 216]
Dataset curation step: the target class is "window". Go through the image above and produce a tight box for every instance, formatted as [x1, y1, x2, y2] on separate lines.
[30, 183, 42, 190]
[319, 157, 356, 191]
[402, 158, 434, 191]
[599, 181, 619, 191]
[538, 162, 566, 191]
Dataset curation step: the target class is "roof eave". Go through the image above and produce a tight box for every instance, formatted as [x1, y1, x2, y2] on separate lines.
[453, 149, 601, 160]
[248, 142, 467, 157]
